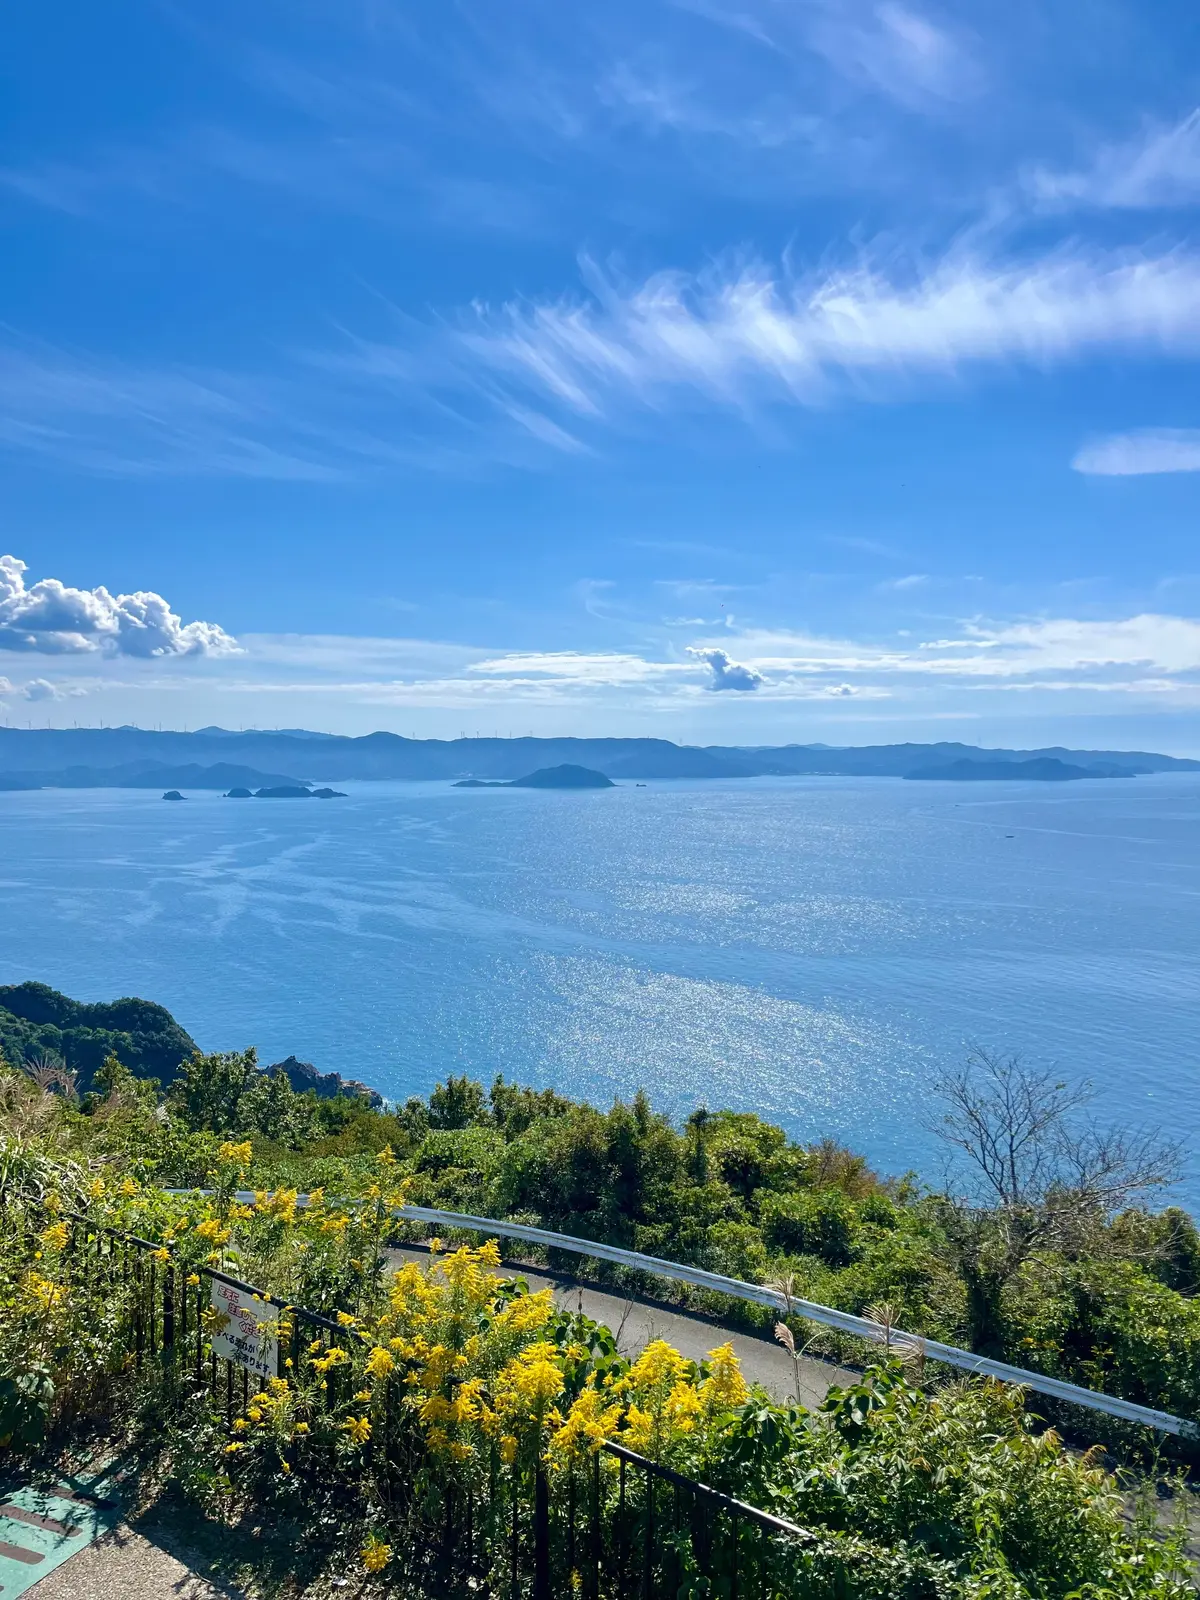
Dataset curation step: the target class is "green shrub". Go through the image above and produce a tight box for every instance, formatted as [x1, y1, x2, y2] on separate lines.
[760, 1188, 861, 1267]
[706, 1220, 769, 1281]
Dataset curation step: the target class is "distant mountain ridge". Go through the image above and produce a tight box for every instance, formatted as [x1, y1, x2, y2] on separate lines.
[0, 761, 302, 792]
[0, 727, 1196, 785]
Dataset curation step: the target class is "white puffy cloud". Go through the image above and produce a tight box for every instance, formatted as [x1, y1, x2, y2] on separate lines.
[687, 646, 764, 691]
[22, 677, 62, 702]
[0, 554, 239, 658]
[1072, 429, 1200, 476]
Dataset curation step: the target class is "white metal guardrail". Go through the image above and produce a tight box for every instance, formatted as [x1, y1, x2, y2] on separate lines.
[168, 1191, 1197, 1439]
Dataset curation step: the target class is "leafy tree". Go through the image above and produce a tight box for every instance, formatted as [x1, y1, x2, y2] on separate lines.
[428, 1074, 489, 1130]
[168, 1048, 261, 1133]
[90, 1052, 159, 1110]
[235, 1068, 321, 1146]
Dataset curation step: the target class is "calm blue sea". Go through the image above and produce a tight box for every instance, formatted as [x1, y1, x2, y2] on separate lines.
[2, 775, 1198, 1201]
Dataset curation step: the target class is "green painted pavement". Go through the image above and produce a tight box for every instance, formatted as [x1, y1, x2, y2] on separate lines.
[0, 1474, 120, 1596]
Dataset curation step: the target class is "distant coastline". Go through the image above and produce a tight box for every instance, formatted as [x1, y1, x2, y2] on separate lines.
[904, 756, 1125, 783]
[0, 726, 1195, 790]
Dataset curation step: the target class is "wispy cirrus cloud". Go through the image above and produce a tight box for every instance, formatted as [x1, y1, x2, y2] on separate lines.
[1072, 429, 1200, 476]
[0, 0, 991, 242]
[805, 1, 980, 111]
[449, 242, 1200, 440]
[8, 236, 1200, 479]
[469, 650, 690, 686]
[668, 0, 980, 113]
[726, 614, 1200, 683]
[0, 346, 359, 480]
[1025, 109, 1200, 211]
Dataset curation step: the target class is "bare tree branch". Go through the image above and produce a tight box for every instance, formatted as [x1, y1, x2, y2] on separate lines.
[931, 1050, 1183, 1355]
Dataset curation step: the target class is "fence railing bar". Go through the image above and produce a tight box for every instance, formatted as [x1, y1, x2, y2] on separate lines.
[600, 1443, 808, 1538]
[161, 1190, 1199, 1439]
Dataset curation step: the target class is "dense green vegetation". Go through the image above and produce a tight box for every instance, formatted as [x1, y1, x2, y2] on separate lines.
[2, 1064, 1197, 1599]
[0, 980, 197, 1090]
[266, 1067, 1200, 1432]
[7, 994, 1193, 1441]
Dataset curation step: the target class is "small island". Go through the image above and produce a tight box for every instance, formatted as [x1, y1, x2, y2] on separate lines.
[252, 785, 347, 798]
[453, 764, 615, 790]
[162, 790, 185, 801]
[905, 757, 1121, 782]
[224, 787, 253, 798]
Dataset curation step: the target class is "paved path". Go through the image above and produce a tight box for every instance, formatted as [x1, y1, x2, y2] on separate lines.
[386, 1244, 856, 1407]
[0, 1475, 121, 1599]
[28, 1525, 249, 1600]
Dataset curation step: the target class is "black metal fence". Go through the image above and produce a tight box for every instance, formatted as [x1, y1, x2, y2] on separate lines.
[51, 1208, 881, 1599]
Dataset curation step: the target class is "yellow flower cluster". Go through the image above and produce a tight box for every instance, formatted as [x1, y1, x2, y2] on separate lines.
[254, 1188, 300, 1226]
[495, 1341, 565, 1414]
[22, 1270, 68, 1314]
[493, 1288, 554, 1335]
[173, 1225, 750, 1497]
[225, 1377, 315, 1456]
[545, 1339, 750, 1467]
[365, 1346, 396, 1379]
[703, 1343, 750, 1411]
[347, 1244, 755, 1478]
[39, 1221, 69, 1253]
[547, 1385, 624, 1467]
[362, 1534, 392, 1573]
[312, 1345, 349, 1375]
[217, 1140, 253, 1170]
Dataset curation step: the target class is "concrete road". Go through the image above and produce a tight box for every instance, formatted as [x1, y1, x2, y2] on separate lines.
[385, 1245, 856, 1407]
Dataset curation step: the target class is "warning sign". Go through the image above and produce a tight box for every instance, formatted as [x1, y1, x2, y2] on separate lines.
[208, 1279, 279, 1381]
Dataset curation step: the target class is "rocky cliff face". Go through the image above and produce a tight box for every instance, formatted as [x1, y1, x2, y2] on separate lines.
[267, 1053, 383, 1108]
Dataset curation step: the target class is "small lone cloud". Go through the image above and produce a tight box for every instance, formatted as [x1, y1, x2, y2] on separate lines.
[688, 646, 764, 691]
[1072, 429, 1200, 476]
[23, 677, 63, 702]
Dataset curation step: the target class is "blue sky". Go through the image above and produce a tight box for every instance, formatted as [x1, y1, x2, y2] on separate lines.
[3, 0, 1200, 747]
